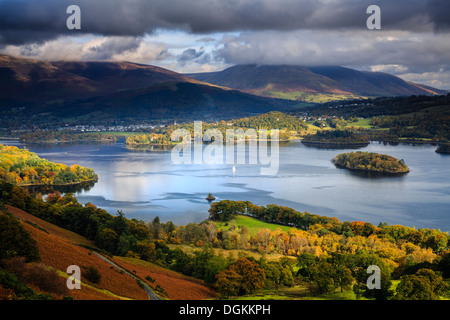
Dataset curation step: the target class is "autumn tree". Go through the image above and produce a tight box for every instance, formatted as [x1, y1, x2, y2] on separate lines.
[214, 269, 241, 297]
[135, 240, 156, 261]
[214, 257, 265, 297]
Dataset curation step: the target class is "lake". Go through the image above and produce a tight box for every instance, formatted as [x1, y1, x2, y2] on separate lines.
[2, 139, 450, 232]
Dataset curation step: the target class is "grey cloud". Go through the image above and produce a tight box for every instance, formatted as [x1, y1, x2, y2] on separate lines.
[0, 0, 449, 46]
[178, 48, 205, 62]
[84, 37, 142, 60]
[214, 30, 450, 72]
[428, 0, 450, 32]
[212, 29, 450, 89]
[196, 37, 216, 43]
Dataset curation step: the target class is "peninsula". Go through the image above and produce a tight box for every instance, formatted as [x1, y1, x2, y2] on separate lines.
[0, 144, 98, 186]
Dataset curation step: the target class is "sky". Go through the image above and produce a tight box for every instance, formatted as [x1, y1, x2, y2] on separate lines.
[0, 0, 450, 89]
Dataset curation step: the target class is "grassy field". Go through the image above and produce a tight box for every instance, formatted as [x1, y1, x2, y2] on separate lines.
[228, 285, 366, 300]
[214, 215, 294, 236]
[306, 118, 390, 131]
[229, 286, 309, 300]
[346, 118, 373, 129]
[167, 243, 289, 262]
[261, 90, 364, 104]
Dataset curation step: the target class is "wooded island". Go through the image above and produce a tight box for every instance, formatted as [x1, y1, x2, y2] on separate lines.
[333, 151, 410, 174]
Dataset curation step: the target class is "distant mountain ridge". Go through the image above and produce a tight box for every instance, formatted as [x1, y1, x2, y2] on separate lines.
[0, 55, 295, 123]
[0, 54, 221, 104]
[187, 64, 446, 101]
[0, 55, 446, 125]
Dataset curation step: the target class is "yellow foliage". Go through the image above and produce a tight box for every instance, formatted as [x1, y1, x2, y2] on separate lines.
[0, 144, 97, 186]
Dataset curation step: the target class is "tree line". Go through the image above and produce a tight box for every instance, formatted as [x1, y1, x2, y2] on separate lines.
[302, 129, 370, 146]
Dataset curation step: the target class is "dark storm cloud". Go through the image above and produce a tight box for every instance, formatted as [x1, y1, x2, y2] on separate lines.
[428, 0, 450, 31]
[0, 0, 449, 45]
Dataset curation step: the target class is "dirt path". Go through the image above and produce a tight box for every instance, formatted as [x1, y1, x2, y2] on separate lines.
[93, 252, 162, 300]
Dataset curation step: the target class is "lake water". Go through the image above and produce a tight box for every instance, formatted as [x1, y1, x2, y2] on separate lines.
[2, 139, 450, 232]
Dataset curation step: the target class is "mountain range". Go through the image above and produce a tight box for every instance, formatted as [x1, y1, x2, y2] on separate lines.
[188, 64, 446, 101]
[0, 54, 446, 125]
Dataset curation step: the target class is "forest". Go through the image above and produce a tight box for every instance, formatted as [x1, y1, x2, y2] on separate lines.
[0, 144, 98, 186]
[126, 133, 172, 146]
[333, 151, 410, 174]
[125, 111, 307, 145]
[302, 129, 370, 147]
[298, 94, 450, 143]
[300, 94, 450, 119]
[0, 180, 448, 300]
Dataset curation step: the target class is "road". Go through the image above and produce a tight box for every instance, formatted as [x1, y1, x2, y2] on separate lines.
[93, 252, 162, 300]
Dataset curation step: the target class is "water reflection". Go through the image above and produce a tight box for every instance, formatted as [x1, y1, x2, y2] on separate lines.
[342, 169, 409, 179]
[125, 144, 173, 153]
[22, 180, 97, 195]
[26, 140, 115, 150]
[301, 142, 369, 149]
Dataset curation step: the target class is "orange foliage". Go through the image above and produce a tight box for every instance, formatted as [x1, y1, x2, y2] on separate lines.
[6, 205, 93, 247]
[7, 206, 148, 300]
[113, 256, 217, 300]
[0, 285, 13, 300]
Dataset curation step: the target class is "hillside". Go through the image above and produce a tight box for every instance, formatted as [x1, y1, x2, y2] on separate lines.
[188, 64, 351, 96]
[0, 55, 295, 125]
[188, 64, 446, 102]
[2, 205, 142, 300]
[54, 81, 295, 122]
[0, 55, 109, 105]
[1, 205, 216, 300]
[0, 55, 215, 105]
[307, 66, 445, 97]
[52, 60, 225, 93]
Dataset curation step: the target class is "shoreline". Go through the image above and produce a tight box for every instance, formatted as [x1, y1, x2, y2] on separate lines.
[22, 139, 116, 144]
[125, 138, 292, 147]
[334, 163, 410, 174]
[19, 178, 98, 188]
[301, 140, 370, 148]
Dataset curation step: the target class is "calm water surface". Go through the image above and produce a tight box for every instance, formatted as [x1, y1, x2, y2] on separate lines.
[2, 139, 449, 232]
